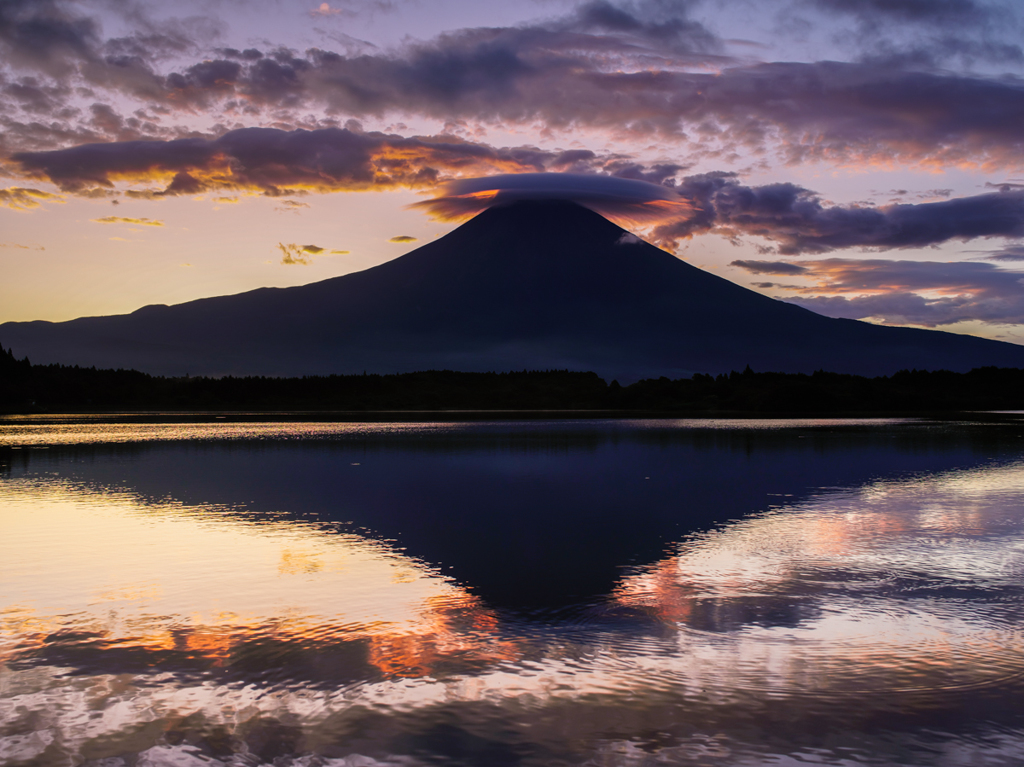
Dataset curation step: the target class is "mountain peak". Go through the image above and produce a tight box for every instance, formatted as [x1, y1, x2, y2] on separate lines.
[3, 204, 1024, 379]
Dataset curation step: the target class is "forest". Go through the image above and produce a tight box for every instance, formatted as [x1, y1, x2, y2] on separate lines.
[3, 344, 1023, 415]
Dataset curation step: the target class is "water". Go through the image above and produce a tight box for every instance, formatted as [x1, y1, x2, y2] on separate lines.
[2, 417, 1024, 766]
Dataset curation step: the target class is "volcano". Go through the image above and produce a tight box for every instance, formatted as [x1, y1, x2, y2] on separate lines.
[4, 200, 1024, 379]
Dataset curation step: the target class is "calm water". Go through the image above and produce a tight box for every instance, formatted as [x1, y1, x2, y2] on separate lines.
[3, 417, 1024, 766]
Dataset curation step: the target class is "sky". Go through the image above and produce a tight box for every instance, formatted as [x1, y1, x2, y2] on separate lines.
[3, 0, 1024, 346]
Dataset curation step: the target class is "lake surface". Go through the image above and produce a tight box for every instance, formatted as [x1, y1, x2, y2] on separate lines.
[3, 417, 1024, 766]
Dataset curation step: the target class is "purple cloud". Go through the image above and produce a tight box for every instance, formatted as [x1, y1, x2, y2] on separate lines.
[729, 260, 809, 275]
[4, 2, 1024, 171]
[735, 257, 1024, 327]
[655, 175, 1024, 254]
[12, 127, 600, 195]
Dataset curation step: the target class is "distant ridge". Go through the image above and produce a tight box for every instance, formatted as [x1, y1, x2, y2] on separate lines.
[4, 200, 1024, 379]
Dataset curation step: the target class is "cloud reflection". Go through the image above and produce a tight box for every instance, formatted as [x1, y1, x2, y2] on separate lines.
[0, 479, 506, 682]
[4, 432, 1024, 765]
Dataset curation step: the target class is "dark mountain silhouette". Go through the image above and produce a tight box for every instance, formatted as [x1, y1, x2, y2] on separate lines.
[4, 200, 1024, 379]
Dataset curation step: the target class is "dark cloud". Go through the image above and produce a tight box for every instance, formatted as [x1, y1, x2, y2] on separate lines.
[982, 243, 1024, 261]
[0, 0, 230, 113]
[181, 55, 1024, 168]
[276, 199, 310, 212]
[413, 172, 686, 221]
[418, 171, 1024, 255]
[567, 0, 721, 53]
[166, 59, 242, 94]
[3, 76, 73, 114]
[216, 48, 263, 61]
[770, 258, 1024, 327]
[3, 3, 1024, 170]
[857, 36, 1024, 70]
[0, 0, 98, 76]
[388, 235, 416, 243]
[11, 127, 596, 195]
[16, 121, 1024, 260]
[730, 260, 809, 275]
[796, 0, 1022, 69]
[8, 1, 701, 114]
[0, 1, 148, 97]
[653, 175, 1024, 254]
[808, 0, 996, 26]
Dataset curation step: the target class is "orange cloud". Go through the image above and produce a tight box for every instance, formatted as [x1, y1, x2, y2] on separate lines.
[278, 242, 327, 265]
[12, 128, 573, 199]
[0, 187, 62, 210]
[92, 216, 164, 226]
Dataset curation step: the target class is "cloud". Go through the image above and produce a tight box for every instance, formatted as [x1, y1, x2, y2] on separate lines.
[979, 243, 1024, 261]
[278, 242, 325, 265]
[310, 3, 347, 17]
[730, 260, 809, 275]
[11, 126, 602, 196]
[749, 280, 805, 289]
[787, 258, 1024, 295]
[413, 172, 689, 222]
[388, 235, 417, 243]
[276, 199, 310, 212]
[3, 1, 1024, 172]
[0, 186, 62, 209]
[793, 0, 1023, 70]
[91, 215, 164, 226]
[652, 174, 1024, 254]
[759, 257, 1024, 327]
[0, 0, 98, 77]
[14, 117, 1024, 258]
[15, 117, 1024, 258]
[3, 2, 1024, 172]
[262, 49, 1024, 169]
[790, 290, 1024, 327]
[807, 0, 995, 25]
[0, 242, 44, 250]
[0, 0, 225, 115]
[123, 40, 1024, 170]
[330, 249, 350, 255]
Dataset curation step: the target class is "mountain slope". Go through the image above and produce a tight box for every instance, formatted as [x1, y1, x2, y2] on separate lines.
[4, 200, 1024, 379]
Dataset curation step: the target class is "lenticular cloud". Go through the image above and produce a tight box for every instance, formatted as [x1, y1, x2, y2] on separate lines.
[412, 173, 689, 221]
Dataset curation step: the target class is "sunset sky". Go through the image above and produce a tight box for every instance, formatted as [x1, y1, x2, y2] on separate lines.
[3, 0, 1024, 344]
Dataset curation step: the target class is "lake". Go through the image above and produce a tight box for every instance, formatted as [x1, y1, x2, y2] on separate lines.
[2, 416, 1024, 766]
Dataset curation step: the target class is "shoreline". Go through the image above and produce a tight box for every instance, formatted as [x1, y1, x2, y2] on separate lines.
[3, 409, 1024, 424]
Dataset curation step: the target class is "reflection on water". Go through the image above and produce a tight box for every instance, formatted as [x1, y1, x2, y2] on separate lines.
[2, 419, 1024, 766]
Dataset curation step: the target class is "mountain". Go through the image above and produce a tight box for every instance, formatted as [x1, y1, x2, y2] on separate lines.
[4, 200, 1024, 380]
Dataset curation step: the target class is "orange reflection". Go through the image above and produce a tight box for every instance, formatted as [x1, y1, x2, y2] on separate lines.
[367, 592, 518, 678]
[0, 479, 513, 681]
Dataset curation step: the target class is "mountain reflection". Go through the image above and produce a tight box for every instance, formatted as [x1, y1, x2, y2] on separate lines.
[3, 418, 1019, 610]
[3, 419, 1024, 766]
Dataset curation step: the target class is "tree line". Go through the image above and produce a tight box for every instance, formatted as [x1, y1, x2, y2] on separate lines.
[3, 344, 1024, 414]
